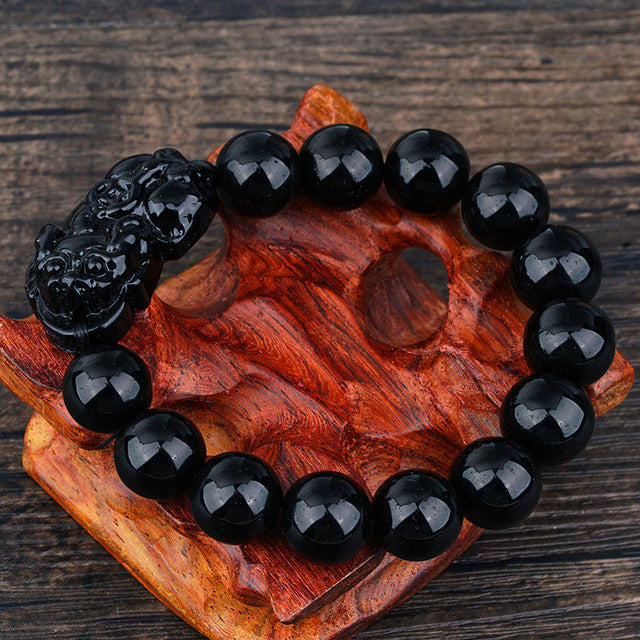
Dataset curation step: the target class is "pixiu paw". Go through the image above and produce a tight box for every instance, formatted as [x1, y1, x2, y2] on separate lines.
[65, 148, 217, 261]
[26, 149, 217, 352]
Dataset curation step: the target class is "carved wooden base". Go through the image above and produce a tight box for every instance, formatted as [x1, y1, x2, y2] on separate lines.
[2, 85, 634, 640]
[22, 411, 483, 640]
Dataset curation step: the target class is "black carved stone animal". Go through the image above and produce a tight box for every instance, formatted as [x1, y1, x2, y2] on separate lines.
[26, 149, 218, 352]
[65, 148, 218, 261]
[26, 216, 162, 352]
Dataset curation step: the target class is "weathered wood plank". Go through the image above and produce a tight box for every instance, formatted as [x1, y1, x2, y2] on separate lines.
[1, 1, 638, 30]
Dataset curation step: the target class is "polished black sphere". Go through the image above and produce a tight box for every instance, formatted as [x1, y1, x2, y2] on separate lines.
[281, 471, 371, 563]
[372, 470, 463, 561]
[461, 162, 550, 250]
[299, 124, 384, 210]
[62, 345, 152, 433]
[113, 410, 206, 499]
[384, 128, 470, 215]
[524, 299, 616, 386]
[501, 374, 595, 465]
[216, 130, 300, 218]
[450, 437, 542, 529]
[512, 225, 602, 308]
[190, 452, 283, 545]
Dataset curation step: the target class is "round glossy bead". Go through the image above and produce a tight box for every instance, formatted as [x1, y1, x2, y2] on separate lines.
[372, 470, 463, 561]
[113, 410, 206, 499]
[299, 124, 383, 210]
[62, 345, 152, 433]
[524, 299, 615, 386]
[450, 437, 542, 529]
[384, 128, 470, 215]
[501, 374, 595, 465]
[190, 452, 283, 545]
[216, 130, 300, 218]
[461, 162, 550, 250]
[512, 225, 602, 308]
[281, 471, 371, 563]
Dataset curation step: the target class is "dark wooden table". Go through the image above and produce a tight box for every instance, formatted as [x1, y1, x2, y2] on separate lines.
[1, 2, 638, 638]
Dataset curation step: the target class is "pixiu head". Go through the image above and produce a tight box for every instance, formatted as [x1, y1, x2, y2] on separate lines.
[25, 148, 217, 352]
[25, 216, 162, 352]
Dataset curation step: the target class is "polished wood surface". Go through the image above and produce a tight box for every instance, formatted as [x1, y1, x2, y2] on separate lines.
[1, 4, 639, 639]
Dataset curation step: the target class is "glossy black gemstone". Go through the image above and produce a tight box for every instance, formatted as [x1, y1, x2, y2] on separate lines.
[190, 452, 283, 544]
[187, 159, 218, 209]
[281, 471, 371, 563]
[450, 437, 542, 529]
[461, 163, 550, 251]
[384, 128, 470, 215]
[216, 130, 300, 218]
[153, 147, 187, 163]
[25, 219, 162, 353]
[524, 299, 616, 386]
[106, 153, 152, 181]
[62, 344, 152, 433]
[88, 176, 142, 218]
[512, 225, 602, 308]
[299, 124, 383, 210]
[501, 374, 595, 465]
[134, 148, 189, 193]
[145, 181, 214, 261]
[113, 410, 206, 499]
[372, 470, 463, 561]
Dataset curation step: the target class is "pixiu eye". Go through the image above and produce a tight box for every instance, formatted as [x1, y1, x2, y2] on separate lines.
[40, 256, 66, 278]
[84, 255, 109, 277]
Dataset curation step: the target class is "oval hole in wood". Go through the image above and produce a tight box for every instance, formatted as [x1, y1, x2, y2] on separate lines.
[359, 246, 448, 348]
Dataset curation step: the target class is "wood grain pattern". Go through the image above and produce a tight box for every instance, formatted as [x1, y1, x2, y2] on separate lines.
[1, 4, 639, 640]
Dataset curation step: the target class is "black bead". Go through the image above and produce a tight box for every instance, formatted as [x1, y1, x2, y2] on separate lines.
[512, 225, 602, 308]
[190, 452, 283, 545]
[450, 437, 542, 530]
[113, 410, 206, 499]
[372, 470, 463, 561]
[299, 124, 383, 210]
[281, 471, 371, 563]
[501, 374, 595, 465]
[524, 299, 616, 386]
[62, 345, 152, 433]
[216, 130, 300, 218]
[461, 162, 550, 251]
[384, 128, 470, 215]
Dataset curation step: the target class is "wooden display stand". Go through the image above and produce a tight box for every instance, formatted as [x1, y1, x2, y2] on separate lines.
[0, 85, 633, 640]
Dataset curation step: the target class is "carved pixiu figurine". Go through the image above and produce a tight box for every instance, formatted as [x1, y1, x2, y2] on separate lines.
[25, 149, 217, 351]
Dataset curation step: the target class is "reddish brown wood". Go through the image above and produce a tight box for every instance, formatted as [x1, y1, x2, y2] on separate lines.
[0, 85, 634, 640]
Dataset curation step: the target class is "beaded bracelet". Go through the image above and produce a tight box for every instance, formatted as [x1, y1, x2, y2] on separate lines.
[25, 123, 614, 564]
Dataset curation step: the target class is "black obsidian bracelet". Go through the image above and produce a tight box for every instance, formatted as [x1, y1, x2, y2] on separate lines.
[27, 122, 614, 565]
